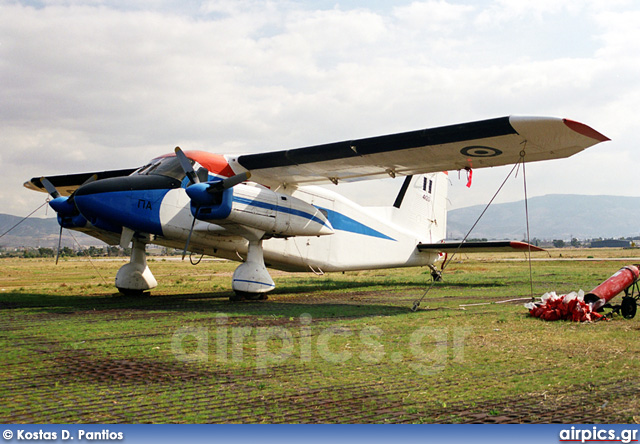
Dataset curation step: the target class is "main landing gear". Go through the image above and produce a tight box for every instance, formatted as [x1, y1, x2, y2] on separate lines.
[115, 235, 275, 301]
[230, 238, 275, 301]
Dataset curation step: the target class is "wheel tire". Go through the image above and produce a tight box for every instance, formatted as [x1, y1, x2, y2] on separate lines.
[230, 291, 269, 301]
[229, 292, 246, 302]
[621, 297, 637, 319]
[117, 288, 145, 297]
[229, 291, 269, 302]
[245, 292, 268, 301]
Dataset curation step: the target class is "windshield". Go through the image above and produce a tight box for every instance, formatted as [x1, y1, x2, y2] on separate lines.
[133, 156, 188, 181]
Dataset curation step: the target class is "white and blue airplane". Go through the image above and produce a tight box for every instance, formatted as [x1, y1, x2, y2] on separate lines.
[25, 116, 608, 300]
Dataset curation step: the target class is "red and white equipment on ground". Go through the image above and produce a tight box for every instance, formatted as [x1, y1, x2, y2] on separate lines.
[584, 265, 639, 310]
[527, 265, 640, 322]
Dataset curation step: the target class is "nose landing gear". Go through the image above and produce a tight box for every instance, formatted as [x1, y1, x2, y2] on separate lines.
[115, 238, 157, 296]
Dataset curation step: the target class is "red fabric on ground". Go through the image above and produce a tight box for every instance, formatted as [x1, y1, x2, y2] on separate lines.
[527, 291, 603, 322]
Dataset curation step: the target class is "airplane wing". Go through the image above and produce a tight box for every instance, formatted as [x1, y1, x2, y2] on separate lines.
[24, 168, 138, 196]
[233, 116, 608, 188]
[417, 241, 545, 253]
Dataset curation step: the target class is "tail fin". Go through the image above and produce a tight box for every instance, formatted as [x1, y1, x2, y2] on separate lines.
[392, 172, 448, 242]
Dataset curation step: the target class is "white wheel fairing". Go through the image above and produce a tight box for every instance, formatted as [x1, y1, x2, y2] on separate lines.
[115, 240, 157, 292]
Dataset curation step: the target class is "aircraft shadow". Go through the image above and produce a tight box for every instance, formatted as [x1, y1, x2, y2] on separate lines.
[1, 289, 412, 319]
[1, 277, 508, 319]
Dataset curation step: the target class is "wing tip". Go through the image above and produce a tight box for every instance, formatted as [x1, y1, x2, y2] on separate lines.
[24, 178, 43, 193]
[562, 118, 610, 143]
[509, 241, 545, 252]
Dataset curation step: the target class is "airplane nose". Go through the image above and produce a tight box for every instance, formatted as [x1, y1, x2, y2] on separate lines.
[74, 175, 182, 235]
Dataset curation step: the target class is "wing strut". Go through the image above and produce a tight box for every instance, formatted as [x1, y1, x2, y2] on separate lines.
[521, 149, 535, 299]
[393, 175, 413, 209]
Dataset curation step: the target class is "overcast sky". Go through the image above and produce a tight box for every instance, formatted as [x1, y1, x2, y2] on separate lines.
[1, 0, 638, 219]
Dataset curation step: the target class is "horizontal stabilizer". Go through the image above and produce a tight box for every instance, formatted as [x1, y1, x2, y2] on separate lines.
[417, 241, 544, 253]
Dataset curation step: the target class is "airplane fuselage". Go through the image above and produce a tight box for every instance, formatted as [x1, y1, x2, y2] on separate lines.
[151, 183, 442, 273]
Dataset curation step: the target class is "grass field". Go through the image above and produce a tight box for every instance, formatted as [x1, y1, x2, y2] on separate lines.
[1, 249, 639, 423]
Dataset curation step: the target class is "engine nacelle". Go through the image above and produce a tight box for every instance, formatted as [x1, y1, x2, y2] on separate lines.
[49, 196, 87, 229]
[187, 183, 333, 237]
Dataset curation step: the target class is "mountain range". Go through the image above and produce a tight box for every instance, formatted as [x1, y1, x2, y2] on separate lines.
[2, 194, 640, 248]
[446, 194, 640, 240]
[0, 213, 99, 249]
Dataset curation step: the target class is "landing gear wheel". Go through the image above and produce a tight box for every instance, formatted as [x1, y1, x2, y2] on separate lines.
[621, 296, 637, 319]
[229, 291, 269, 302]
[428, 264, 443, 282]
[117, 288, 145, 297]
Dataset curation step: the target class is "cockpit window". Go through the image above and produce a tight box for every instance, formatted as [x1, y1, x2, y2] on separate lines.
[133, 156, 188, 181]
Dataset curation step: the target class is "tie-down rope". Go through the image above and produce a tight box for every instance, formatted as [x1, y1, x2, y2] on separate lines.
[412, 149, 534, 311]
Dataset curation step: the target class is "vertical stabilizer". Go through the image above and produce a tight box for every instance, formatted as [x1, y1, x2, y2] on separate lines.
[392, 172, 448, 242]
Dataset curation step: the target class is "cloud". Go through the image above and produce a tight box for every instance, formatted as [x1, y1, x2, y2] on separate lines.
[393, 1, 475, 33]
[0, 0, 637, 219]
[475, 0, 584, 24]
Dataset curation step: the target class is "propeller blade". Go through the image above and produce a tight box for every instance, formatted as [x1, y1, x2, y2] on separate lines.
[174, 146, 199, 185]
[182, 214, 198, 261]
[41, 177, 61, 199]
[196, 167, 209, 183]
[208, 172, 251, 193]
[221, 171, 251, 189]
[55, 224, 63, 265]
[81, 173, 98, 187]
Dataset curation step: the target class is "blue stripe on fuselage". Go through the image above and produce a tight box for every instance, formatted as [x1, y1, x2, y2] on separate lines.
[318, 207, 396, 241]
[232, 196, 395, 241]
